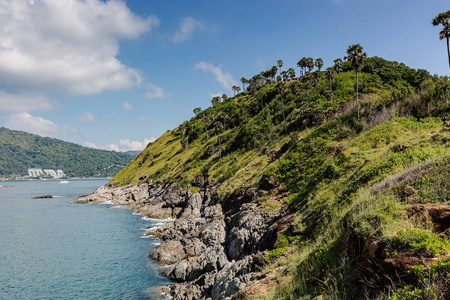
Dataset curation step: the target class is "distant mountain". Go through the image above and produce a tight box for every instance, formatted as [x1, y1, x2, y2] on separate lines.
[123, 150, 141, 156]
[0, 127, 134, 177]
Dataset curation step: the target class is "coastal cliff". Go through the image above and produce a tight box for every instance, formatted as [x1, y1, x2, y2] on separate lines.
[77, 177, 294, 299]
[78, 56, 450, 299]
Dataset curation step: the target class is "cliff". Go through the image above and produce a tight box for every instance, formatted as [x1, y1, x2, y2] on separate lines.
[80, 56, 450, 299]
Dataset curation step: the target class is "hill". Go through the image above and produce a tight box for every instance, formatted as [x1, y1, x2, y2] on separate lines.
[0, 127, 135, 178]
[93, 53, 450, 299]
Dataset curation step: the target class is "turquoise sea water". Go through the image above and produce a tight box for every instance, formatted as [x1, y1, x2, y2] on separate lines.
[0, 179, 170, 300]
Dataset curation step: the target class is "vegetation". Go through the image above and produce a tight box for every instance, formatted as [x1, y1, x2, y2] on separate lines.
[433, 10, 450, 68]
[0, 127, 134, 177]
[110, 45, 450, 299]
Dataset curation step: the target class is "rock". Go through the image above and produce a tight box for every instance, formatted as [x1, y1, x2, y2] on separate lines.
[32, 195, 53, 199]
[163, 246, 228, 282]
[76, 179, 294, 300]
[150, 241, 185, 265]
[179, 193, 203, 219]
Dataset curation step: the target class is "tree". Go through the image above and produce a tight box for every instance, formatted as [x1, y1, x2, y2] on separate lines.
[297, 57, 307, 76]
[271, 66, 278, 81]
[241, 77, 247, 91]
[287, 68, 296, 80]
[277, 60, 283, 75]
[315, 58, 324, 71]
[193, 107, 202, 116]
[222, 94, 228, 102]
[325, 67, 335, 89]
[306, 57, 315, 73]
[432, 10, 450, 68]
[232, 85, 241, 96]
[211, 96, 220, 106]
[345, 44, 367, 118]
[334, 58, 343, 79]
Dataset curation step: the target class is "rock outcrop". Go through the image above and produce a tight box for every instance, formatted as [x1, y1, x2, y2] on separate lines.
[77, 179, 293, 299]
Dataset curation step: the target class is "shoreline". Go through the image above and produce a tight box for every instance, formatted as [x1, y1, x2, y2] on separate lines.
[76, 180, 293, 299]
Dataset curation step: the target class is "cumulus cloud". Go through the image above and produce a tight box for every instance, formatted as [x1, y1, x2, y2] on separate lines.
[144, 83, 166, 99]
[78, 111, 96, 123]
[0, 0, 159, 96]
[0, 91, 55, 113]
[195, 62, 238, 90]
[173, 17, 204, 43]
[85, 137, 155, 152]
[123, 102, 133, 110]
[5, 112, 78, 138]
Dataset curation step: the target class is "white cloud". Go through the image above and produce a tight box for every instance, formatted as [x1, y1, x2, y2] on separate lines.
[0, 0, 159, 96]
[138, 117, 147, 123]
[173, 17, 204, 43]
[195, 62, 238, 90]
[123, 102, 133, 110]
[0, 91, 55, 113]
[5, 112, 78, 138]
[144, 83, 166, 99]
[85, 138, 155, 152]
[78, 111, 96, 123]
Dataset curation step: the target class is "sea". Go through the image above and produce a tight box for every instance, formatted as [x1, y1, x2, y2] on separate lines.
[0, 179, 171, 300]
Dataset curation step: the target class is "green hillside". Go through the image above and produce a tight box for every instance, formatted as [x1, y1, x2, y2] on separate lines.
[111, 53, 450, 299]
[0, 127, 134, 178]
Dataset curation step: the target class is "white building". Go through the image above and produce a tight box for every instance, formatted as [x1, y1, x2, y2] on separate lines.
[27, 168, 66, 179]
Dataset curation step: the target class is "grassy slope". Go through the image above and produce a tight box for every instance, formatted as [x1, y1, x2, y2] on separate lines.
[111, 56, 450, 299]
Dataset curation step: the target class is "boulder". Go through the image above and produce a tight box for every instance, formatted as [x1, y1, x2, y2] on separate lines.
[150, 241, 185, 265]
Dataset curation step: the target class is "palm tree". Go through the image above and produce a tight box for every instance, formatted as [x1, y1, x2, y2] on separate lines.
[277, 60, 283, 75]
[297, 57, 307, 76]
[325, 67, 335, 89]
[315, 58, 324, 71]
[345, 44, 367, 118]
[232, 85, 241, 96]
[287, 68, 296, 81]
[241, 77, 247, 91]
[306, 57, 315, 73]
[432, 10, 450, 68]
[211, 96, 220, 107]
[333, 58, 343, 79]
[193, 107, 202, 116]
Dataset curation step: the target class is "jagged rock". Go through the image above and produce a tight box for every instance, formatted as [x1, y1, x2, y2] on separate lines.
[77, 181, 294, 300]
[137, 202, 173, 219]
[163, 246, 228, 282]
[179, 193, 203, 219]
[199, 219, 226, 247]
[151, 241, 185, 265]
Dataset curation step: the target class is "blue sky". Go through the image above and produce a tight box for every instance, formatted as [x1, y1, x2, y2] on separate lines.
[0, 0, 449, 151]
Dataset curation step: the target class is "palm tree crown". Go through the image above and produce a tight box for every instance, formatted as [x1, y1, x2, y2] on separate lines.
[345, 44, 367, 118]
[345, 44, 367, 72]
[432, 10, 450, 68]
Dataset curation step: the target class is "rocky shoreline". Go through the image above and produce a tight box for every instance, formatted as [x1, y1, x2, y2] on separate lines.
[76, 177, 294, 299]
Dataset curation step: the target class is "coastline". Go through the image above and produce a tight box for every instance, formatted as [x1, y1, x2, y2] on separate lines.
[76, 178, 295, 299]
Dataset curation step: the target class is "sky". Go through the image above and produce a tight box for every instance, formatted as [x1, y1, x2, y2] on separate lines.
[0, 0, 449, 151]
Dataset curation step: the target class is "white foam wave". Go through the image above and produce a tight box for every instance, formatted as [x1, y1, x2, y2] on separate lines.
[52, 196, 63, 198]
[100, 200, 113, 205]
[141, 216, 174, 222]
[110, 205, 128, 209]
